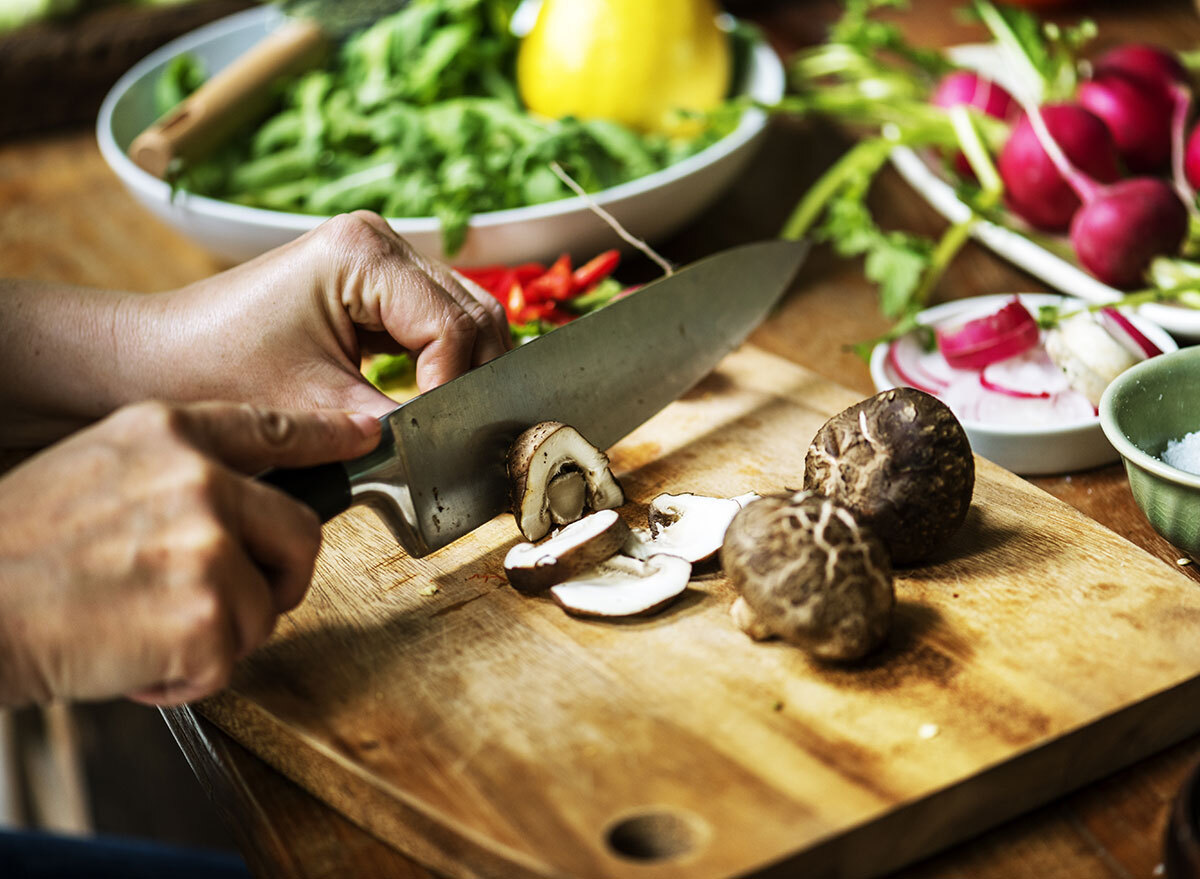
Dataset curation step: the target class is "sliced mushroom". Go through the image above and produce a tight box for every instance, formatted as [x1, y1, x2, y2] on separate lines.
[549, 554, 692, 618]
[632, 493, 743, 564]
[503, 510, 632, 594]
[507, 422, 624, 541]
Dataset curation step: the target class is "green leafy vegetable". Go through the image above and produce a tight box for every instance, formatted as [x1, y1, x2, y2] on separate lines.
[969, 0, 1095, 103]
[363, 351, 415, 391]
[167, 0, 736, 255]
[781, 0, 1010, 347]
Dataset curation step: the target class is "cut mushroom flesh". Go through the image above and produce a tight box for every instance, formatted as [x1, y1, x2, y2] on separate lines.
[633, 493, 744, 564]
[503, 510, 630, 593]
[550, 554, 692, 618]
[508, 422, 624, 541]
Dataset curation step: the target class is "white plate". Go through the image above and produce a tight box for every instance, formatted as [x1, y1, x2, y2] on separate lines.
[97, 6, 785, 266]
[869, 294, 1179, 476]
[889, 42, 1200, 341]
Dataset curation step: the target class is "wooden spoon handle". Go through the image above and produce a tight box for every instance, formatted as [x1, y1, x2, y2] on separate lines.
[128, 18, 328, 178]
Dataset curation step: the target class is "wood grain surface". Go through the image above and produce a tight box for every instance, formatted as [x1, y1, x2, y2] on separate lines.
[189, 345, 1200, 879]
[7, 1, 1200, 877]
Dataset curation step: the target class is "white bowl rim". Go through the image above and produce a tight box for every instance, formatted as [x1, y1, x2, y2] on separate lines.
[1099, 347, 1200, 490]
[96, 4, 785, 237]
[869, 293, 1180, 439]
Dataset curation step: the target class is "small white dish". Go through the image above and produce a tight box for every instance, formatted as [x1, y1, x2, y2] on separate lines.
[97, 5, 785, 266]
[869, 293, 1179, 476]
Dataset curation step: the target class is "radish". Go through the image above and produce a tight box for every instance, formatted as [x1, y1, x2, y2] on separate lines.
[1094, 44, 1188, 98]
[1078, 71, 1173, 172]
[1021, 103, 1188, 288]
[930, 71, 1016, 177]
[997, 104, 1121, 232]
[935, 297, 1039, 369]
[1185, 122, 1200, 190]
[980, 349, 1072, 399]
[931, 71, 1017, 120]
[1097, 307, 1164, 359]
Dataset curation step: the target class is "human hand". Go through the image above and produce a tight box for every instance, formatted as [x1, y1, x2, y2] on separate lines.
[0, 400, 380, 707]
[129, 211, 511, 417]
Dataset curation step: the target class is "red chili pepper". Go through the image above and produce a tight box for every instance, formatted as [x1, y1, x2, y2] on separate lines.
[525, 254, 574, 303]
[571, 249, 620, 294]
[513, 262, 547, 284]
[455, 266, 507, 292]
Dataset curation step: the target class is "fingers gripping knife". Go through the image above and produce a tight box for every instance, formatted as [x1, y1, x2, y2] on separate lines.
[262, 241, 809, 557]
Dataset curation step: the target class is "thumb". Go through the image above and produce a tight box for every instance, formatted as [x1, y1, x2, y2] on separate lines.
[175, 403, 382, 474]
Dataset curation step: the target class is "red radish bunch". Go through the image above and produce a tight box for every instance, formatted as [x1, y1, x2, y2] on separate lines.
[997, 104, 1121, 232]
[936, 42, 1193, 289]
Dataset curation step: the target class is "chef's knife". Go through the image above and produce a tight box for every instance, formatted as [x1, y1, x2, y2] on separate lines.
[263, 239, 807, 556]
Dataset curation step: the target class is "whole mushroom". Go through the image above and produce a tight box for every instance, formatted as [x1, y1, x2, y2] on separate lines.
[722, 492, 894, 661]
[804, 388, 973, 565]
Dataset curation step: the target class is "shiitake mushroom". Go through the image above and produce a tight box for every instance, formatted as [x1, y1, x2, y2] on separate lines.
[722, 492, 894, 661]
[803, 388, 974, 565]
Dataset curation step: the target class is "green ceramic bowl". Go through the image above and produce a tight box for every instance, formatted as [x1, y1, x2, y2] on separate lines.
[1100, 346, 1200, 558]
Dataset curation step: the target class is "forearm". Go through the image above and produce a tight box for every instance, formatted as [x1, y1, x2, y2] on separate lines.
[0, 279, 155, 447]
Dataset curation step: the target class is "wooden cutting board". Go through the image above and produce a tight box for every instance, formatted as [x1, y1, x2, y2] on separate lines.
[199, 344, 1200, 879]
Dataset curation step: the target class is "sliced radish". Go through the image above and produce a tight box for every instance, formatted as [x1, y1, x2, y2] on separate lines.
[1097, 308, 1163, 359]
[887, 334, 950, 394]
[939, 373, 1093, 428]
[935, 298, 1040, 370]
[979, 349, 1072, 399]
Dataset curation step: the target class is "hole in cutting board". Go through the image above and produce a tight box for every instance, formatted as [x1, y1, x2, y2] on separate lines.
[604, 808, 708, 862]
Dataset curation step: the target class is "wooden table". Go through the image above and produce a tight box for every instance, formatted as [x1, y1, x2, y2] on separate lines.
[3, 0, 1200, 876]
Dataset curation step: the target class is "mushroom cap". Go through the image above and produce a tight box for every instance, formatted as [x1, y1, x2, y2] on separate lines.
[503, 510, 632, 594]
[633, 492, 744, 564]
[507, 421, 625, 541]
[721, 492, 894, 661]
[803, 388, 974, 565]
[550, 554, 692, 618]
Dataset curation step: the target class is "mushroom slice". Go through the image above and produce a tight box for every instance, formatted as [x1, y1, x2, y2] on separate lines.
[550, 554, 691, 618]
[634, 493, 743, 564]
[503, 510, 631, 594]
[507, 422, 624, 541]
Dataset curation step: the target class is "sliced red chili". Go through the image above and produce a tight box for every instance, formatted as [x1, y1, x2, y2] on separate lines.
[513, 262, 547, 284]
[571, 249, 620, 294]
[525, 254, 574, 303]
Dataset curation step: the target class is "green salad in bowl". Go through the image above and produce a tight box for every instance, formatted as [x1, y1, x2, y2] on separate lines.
[98, 0, 784, 264]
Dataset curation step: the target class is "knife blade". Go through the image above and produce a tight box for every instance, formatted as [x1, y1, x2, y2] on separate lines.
[263, 239, 808, 556]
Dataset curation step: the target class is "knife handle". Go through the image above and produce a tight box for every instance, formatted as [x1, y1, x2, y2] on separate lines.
[259, 462, 352, 523]
[127, 19, 328, 178]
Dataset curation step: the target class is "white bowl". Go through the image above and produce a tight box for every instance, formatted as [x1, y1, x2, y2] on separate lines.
[97, 5, 784, 266]
[869, 294, 1179, 476]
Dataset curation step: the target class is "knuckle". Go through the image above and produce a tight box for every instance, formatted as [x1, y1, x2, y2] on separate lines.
[445, 307, 480, 341]
[175, 587, 226, 647]
[244, 403, 296, 448]
[323, 212, 389, 260]
[175, 456, 222, 503]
